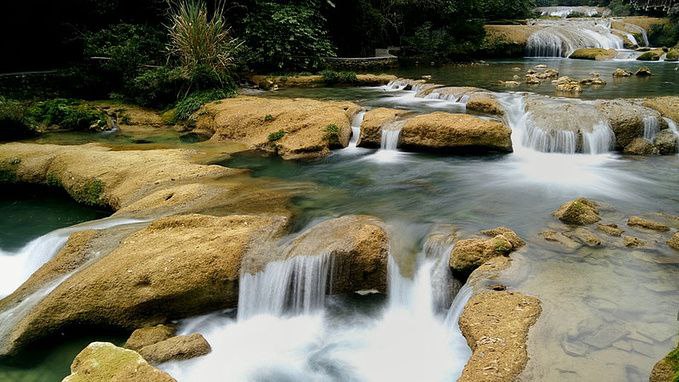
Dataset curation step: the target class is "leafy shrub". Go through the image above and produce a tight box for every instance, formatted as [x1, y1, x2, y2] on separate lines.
[608, 0, 631, 17]
[83, 23, 166, 84]
[172, 89, 234, 123]
[267, 130, 286, 142]
[0, 98, 38, 141]
[264, 114, 274, 122]
[321, 70, 358, 85]
[649, 23, 679, 48]
[30, 99, 107, 131]
[167, 0, 242, 90]
[127, 67, 186, 108]
[244, 2, 336, 72]
[324, 123, 341, 146]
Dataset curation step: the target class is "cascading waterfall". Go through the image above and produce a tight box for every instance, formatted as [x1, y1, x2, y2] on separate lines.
[583, 122, 615, 154]
[0, 217, 144, 297]
[527, 19, 624, 57]
[643, 116, 660, 141]
[536, 6, 610, 18]
[524, 118, 579, 154]
[380, 120, 405, 151]
[663, 117, 679, 152]
[162, 227, 472, 382]
[347, 111, 366, 149]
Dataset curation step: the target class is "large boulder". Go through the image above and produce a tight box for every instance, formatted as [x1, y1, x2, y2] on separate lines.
[570, 48, 617, 60]
[398, 112, 512, 154]
[637, 49, 664, 61]
[62, 342, 175, 382]
[280, 215, 389, 293]
[624, 137, 657, 155]
[0, 214, 288, 356]
[137, 333, 211, 365]
[554, 198, 601, 225]
[449, 227, 524, 274]
[666, 48, 679, 62]
[643, 97, 679, 123]
[458, 291, 541, 382]
[595, 100, 664, 149]
[195, 96, 361, 160]
[357, 108, 411, 148]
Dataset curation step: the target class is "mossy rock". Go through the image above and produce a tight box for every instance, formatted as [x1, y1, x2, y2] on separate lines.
[554, 198, 601, 225]
[0, 157, 21, 183]
[637, 50, 664, 61]
[570, 48, 617, 61]
[666, 49, 679, 62]
[70, 178, 105, 207]
[650, 344, 679, 382]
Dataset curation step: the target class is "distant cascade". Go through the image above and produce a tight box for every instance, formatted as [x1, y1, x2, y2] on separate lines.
[380, 120, 405, 151]
[348, 111, 366, 148]
[643, 116, 660, 141]
[536, 6, 610, 18]
[527, 19, 624, 57]
[237, 253, 334, 320]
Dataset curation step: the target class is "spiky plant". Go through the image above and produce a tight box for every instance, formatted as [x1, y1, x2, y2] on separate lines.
[166, 0, 242, 87]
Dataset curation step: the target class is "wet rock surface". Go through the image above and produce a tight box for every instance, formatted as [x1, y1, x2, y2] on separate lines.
[554, 198, 601, 225]
[137, 333, 211, 365]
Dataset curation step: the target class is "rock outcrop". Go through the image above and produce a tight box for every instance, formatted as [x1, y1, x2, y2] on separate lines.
[570, 48, 617, 60]
[627, 216, 670, 232]
[62, 342, 175, 382]
[137, 333, 211, 365]
[554, 198, 600, 225]
[668, 233, 679, 251]
[357, 108, 410, 148]
[449, 227, 524, 274]
[195, 96, 361, 160]
[398, 112, 513, 154]
[643, 96, 679, 123]
[125, 325, 177, 351]
[594, 100, 664, 149]
[458, 290, 541, 382]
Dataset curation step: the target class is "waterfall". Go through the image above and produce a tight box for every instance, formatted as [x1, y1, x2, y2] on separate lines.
[527, 19, 624, 57]
[347, 111, 366, 149]
[536, 6, 610, 18]
[664, 117, 679, 153]
[583, 122, 616, 154]
[524, 119, 578, 154]
[643, 116, 660, 141]
[237, 253, 333, 320]
[0, 217, 145, 298]
[381, 121, 405, 151]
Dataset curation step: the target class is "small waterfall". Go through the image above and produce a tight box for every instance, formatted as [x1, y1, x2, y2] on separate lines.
[583, 122, 615, 154]
[380, 121, 405, 151]
[237, 253, 333, 320]
[524, 120, 578, 154]
[527, 19, 624, 57]
[348, 111, 366, 149]
[0, 217, 145, 298]
[664, 117, 679, 152]
[444, 284, 473, 327]
[644, 116, 660, 141]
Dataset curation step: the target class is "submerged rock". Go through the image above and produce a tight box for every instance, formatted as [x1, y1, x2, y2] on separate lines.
[567, 228, 603, 247]
[612, 68, 632, 78]
[597, 223, 624, 237]
[195, 96, 361, 160]
[449, 227, 524, 273]
[137, 334, 211, 365]
[554, 76, 582, 94]
[627, 216, 670, 231]
[540, 229, 582, 250]
[62, 342, 175, 382]
[458, 290, 541, 382]
[398, 112, 513, 154]
[635, 67, 652, 77]
[125, 325, 176, 352]
[668, 233, 679, 251]
[637, 50, 664, 61]
[623, 235, 645, 248]
[554, 198, 600, 225]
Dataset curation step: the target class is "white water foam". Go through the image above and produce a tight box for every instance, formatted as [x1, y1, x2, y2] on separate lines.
[643, 116, 660, 141]
[527, 19, 624, 57]
[347, 111, 366, 149]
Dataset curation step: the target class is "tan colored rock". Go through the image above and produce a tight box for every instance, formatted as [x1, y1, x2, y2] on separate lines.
[399, 112, 513, 154]
[567, 227, 603, 247]
[627, 216, 670, 231]
[668, 233, 679, 251]
[195, 96, 361, 160]
[597, 223, 624, 237]
[281, 215, 389, 293]
[595, 100, 664, 149]
[643, 96, 679, 123]
[636, 66, 652, 77]
[450, 228, 523, 273]
[624, 137, 658, 155]
[467, 93, 505, 116]
[655, 130, 679, 155]
[357, 108, 410, 148]
[613, 68, 632, 78]
[249, 74, 397, 89]
[2, 214, 288, 356]
[540, 230, 581, 250]
[554, 198, 600, 225]
[62, 342, 175, 382]
[554, 76, 582, 94]
[623, 235, 645, 248]
[138, 334, 211, 365]
[125, 325, 176, 351]
[483, 25, 543, 45]
[570, 48, 617, 60]
[458, 291, 541, 382]
[650, 357, 675, 382]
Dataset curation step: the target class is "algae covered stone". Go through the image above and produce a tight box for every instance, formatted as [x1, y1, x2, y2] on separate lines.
[554, 198, 600, 225]
[137, 333, 211, 365]
[125, 325, 177, 351]
[62, 342, 175, 382]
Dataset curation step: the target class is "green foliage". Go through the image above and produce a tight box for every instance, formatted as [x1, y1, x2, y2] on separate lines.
[244, 2, 336, 71]
[649, 23, 679, 48]
[128, 67, 186, 108]
[30, 99, 107, 131]
[608, 0, 631, 17]
[324, 123, 341, 146]
[172, 89, 234, 123]
[167, 0, 242, 89]
[0, 98, 39, 141]
[83, 23, 166, 82]
[267, 130, 286, 142]
[72, 178, 105, 206]
[474, 0, 536, 20]
[264, 114, 275, 122]
[321, 70, 358, 85]
[0, 157, 21, 183]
